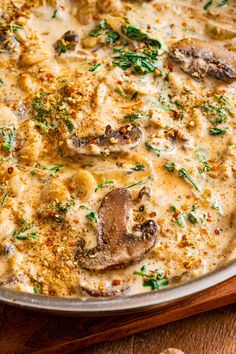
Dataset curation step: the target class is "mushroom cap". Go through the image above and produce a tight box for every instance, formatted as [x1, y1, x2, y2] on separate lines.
[77, 188, 158, 271]
[66, 125, 143, 157]
[169, 38, 236, 81]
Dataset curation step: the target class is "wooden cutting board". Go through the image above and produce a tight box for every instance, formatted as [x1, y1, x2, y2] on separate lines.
[0, 276, 235, 354]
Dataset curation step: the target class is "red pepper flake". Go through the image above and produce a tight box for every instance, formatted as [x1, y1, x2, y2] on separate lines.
[47, 210, 56, 218]
[214, 229, 220, 235]
[48, 289, 57, 296]
[7, 167, 14, 174]
[149, 211, 157, 218]
[46, 238, 54, 246]
[120, 127, 127, 134]
[112, 279, 121, 286]
[173, 210, 181, 218]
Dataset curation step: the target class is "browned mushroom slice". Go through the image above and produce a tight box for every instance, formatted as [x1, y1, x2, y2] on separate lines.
[81, 285, 129, 297]
[66, 125, 143, 156]
[169, 38, 236, 81]
[77, 188, 157, 271]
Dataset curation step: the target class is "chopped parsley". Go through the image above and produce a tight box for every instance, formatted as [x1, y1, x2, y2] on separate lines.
[32, 87, 76, 134]
[218, 0, 228, 7]
[95, 180, 114, 192]
[43, 164, 63, 175]
[126, 179, 146, 189]
[54, 201, 71, 214]
[134, 266, 169, 290]
[33, 281, 41, 295]
[12, 219, 37, 241]
[80, 205, 98, 223]
[165, 162, 200, 191]
[132, 164, 145, 171]
[113, 49, 159, 74]
[211, 202, 223, 216]
[179, 168, 200, 191]
[204, 0, 213, 10]
[145, 142, 161, 157]
[209, 127, 228, 135]
[187, 213, 198, 224]
[59, 40, 68, 54]
[203, 95, 229, 124]
[90, 19, 120, 44]
[121, 24, 162, 48]
[51, 9, 58, 19]
[0, 191, 8, 207]
[89, 63, 101, 72]
[165, 161, 176, 173]
[195, 148, 211, 173]
[124, 113, 140, 122]
[0, 126, 16, 153]
[0, 78, 4, 84]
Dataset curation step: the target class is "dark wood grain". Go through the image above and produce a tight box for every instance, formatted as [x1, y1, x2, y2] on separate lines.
[78, 305, 236, 354]
[0, 277, 235, 354]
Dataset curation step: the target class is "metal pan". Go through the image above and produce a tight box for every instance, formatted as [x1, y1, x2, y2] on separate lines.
[0, 260, 235, 316]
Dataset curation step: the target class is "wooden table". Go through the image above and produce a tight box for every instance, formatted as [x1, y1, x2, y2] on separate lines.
[0, 277, 235, 353]
[79, 304, 236, 354]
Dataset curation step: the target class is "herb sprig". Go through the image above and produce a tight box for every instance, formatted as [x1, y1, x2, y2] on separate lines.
[13, 219, 37, 241]
[134, 266, 169, 290]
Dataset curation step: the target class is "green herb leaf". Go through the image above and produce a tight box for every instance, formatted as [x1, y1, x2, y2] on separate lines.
[0, 78, 4, 84]
[121, 24, 162, 48]
[13, 219, 37, 241]
[0, 191, 8, 206]
[113, 49, 159, 75]
[204, 0, 213, 10]
[187, 213, 198, 224]
[0, 126, 16, 153]
[126, 180, 146, 189]
[179, 168, 200, 191]
[195, 148, 211, 173]
[86, 211, 98, 223]
[145, 142, 160, 157]
[165, 161, 175, 172]
[59, 40, 68, 54]
[89, 63, 101, 72]
[132, 164, 145, 171]
[124, 113, 140, 122]
[51, 9, 58, 19]
[143, 278, 169, 290]
[209, 127, 228, 135]
[80, 205, 98, 223]
[90, 19, 120, 44]
[217, 0, 228, 7]
[95, 180, 114, 192]
[43, 164, 63, 175]
[33, 282, 41, 295]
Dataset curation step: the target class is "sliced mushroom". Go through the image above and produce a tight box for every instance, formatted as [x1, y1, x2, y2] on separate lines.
[54, 31, 79, 54]
[81, 284, 129, 297]
[66, 125, 143, 157]
[138, 186, 152, 201]
[169, 38, 236, 81]
[77, 188, 157, 271]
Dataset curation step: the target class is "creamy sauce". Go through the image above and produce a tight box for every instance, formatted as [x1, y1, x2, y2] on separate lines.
[0, 0, 235, 298]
